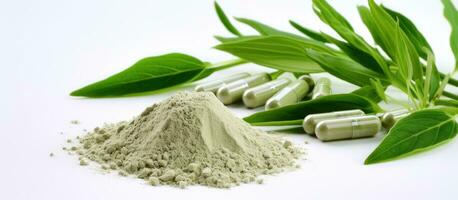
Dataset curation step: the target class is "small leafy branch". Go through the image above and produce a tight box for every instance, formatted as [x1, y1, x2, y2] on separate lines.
[71, 0, 458, 164]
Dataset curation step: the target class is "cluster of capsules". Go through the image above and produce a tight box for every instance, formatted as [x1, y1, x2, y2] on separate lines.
[303, 108, 410, 141]
[195, 72, 410, 142]
[195, 72, 331, 110]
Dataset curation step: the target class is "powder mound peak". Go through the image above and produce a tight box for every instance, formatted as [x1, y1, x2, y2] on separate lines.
[74, 92, 302, 188]
[139, 92, 256, 152]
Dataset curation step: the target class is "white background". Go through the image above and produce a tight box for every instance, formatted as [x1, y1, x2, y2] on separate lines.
[1, 0, 457, 199]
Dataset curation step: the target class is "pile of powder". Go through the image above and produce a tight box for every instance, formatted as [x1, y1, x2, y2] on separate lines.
[70, 92, 302, 188]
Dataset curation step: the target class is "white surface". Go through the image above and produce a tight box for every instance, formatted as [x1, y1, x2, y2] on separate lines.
[1, 0, 457, 199]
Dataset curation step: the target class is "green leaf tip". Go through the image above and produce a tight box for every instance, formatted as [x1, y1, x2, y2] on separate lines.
[441, 0, 458, 71]
[70, 53, 206, 97]
[214, 1, 242, 36]
[365, 109, 458, 164]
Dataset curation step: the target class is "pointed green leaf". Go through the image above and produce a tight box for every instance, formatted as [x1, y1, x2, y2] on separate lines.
[367, 0, 423, 89]
[442, 0, 458, 71]
[423, 48, 441, 101]
[382, 6, 432, 59]
[312, 0, 353, 31]
[289, 20, 328, 42]
[70, 53, 206, 97]
[244, 93, 382, 125]
[369, 79, 387, 102]
[215, 35, 339, 73]
[312, 0, 386, 75]
[320, 32, 383, 74]
[306, 49, 386, 86]
[235, 17, 305, 40]
[365, 109, 458, 164]
[214, 2, 241, 36]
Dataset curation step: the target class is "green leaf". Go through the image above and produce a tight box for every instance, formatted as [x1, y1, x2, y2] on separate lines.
[442, 0, 458, 71]
[365, 109, 458, 164]
[312, 0, 353, 31]
[319, 32, 383, 74]
[306, 49, 386, 86]
[235, 17, 305, 40]
[70, 53, 206, 97]
[366, 0, 424, 94]
[382, 6, 432, 59]
[214, 35, 259, 43]
[358, 6, 383, 49]
[244, 93, 382, 126]
[313, 0, 386, 75]
[351, 85, 384, 103]
[215, 35, 337, 73]
[369, 79, 387, 102]
[393, 22, 423, 84]
[214, 2, 241, 36]
[423, 48, 441, 101]
[289, 20, 328, 42]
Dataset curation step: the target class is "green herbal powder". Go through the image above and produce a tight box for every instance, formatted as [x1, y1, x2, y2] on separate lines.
[72, 92, 302, 188]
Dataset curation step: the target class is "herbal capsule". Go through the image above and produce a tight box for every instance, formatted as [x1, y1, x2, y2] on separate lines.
[303, 109, 365, 134]
[379, 109, 410, 129]
[265, 79, 310, 110]
[312, 77, 331, 99]
[243, 78, 291, 108]
[195, 72, 250, 93]
[217, 73, 270, 105]
[298, 74, 315, 90]
[315, 115, 381, 141]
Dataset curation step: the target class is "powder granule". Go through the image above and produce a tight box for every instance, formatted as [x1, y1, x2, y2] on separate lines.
[74, 92, 302, 188]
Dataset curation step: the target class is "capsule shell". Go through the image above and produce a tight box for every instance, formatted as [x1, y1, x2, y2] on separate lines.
[216, 73, 270, 105]
[315, 115, 381, 141]
[298, 74, 315, 90]
[243, 78, 291, 108]
[379, 109, 410, 129]
[195, 73, 250, 93]
[303, 109, 365, 134]
[265, 79, 310, 110]
[312, 77, 331, 99]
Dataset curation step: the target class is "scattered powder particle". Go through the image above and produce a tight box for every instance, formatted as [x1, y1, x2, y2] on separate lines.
[71, 92, 303, 188]
[304, 140, 309, 144]
[148, 177, 160, 186]
[79, 159, 88, 166]
[256, 179, 264, 184]
[70, 120, 80, 125]
[67, 139, 72, 143]
[283, 140, 292, 148]
[49, 153, 54, 157]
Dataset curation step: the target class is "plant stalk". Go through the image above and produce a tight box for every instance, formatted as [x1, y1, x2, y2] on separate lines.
[443, 91, 458, 100]
[208, 58, 247, 71]
[440, 72, 458, 87]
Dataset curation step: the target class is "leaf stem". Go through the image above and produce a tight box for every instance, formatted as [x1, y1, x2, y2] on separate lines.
[435, 99, 458, 107]
[439, 72, 458, 87]
[207, 58, 247, 71]
[443, 91, 458, 100]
